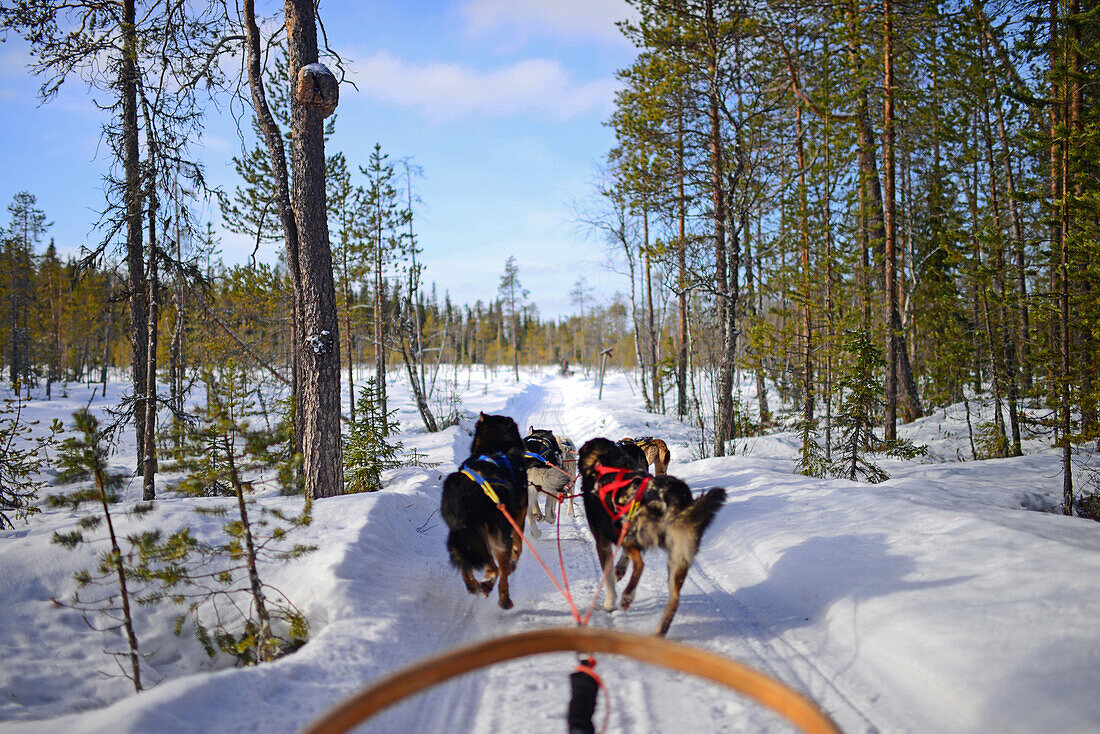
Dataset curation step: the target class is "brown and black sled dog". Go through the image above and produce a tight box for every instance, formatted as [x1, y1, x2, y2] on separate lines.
[579, 438, 726, 635]
[617, 436, 672, 475]
[441, 413, 528, 609]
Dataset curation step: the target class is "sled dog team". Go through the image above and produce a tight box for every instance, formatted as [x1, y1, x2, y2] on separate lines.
[440, 413, 725, 636]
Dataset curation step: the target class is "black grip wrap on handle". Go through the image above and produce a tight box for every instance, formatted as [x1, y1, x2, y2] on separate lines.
[567, 668, 599, 734]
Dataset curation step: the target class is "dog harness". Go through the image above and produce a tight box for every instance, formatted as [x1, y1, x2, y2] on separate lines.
[592, 464, 651, 522]
[460, 453, 515, 505]
[524, 435, 562, 467]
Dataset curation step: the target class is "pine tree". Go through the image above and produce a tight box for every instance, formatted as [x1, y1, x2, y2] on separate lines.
[159, 369, 313, 664]
[49, 408, 147, 691]
[4, 192, 49, 392]
[0, 393, 61, 529]
[498, 256, 528, 381]
[795, 413, 828, 478]
[830, 330, 925, 482]
[360, 143, 411, 422]
[343, 377, 402, 493]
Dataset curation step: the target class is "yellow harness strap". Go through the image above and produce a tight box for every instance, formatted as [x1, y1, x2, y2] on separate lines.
[461, 468, 501, 505]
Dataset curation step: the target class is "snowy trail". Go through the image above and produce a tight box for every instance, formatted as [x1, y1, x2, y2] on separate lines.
[429, 374, 874, 733]
[5, 369, 1100, 733]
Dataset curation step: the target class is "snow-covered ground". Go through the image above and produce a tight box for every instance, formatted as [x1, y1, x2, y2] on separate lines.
[1, 367, 1098, 733]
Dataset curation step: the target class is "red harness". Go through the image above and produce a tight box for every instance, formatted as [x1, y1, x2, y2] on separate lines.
[593, 464, 651, 522]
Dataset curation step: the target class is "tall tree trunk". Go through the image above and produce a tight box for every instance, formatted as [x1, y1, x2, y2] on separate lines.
[676, 117, 688, 419]
[1048, 0, 1063, 388]
[243, 0, 341, 498]
[122, 0, 147, 471]
[754, 215, 770, 423]
[882, 0, 899, 442]
[795, 93, 813, 428]
[847, 0, 922, 423]
[286, 0, 344, 499]
[143, 240, 158, 502]
[978, 51, 1023, 456]
[342, 242, 355, 424]
[373, 240, 387, 423]
[8, 239, 16, 391]
[968, 140, 1007, 451]
[1057, 0, 1075, 514]
[708, 0, 734, 456]
[993, 91, 1032, 393]
[644, 207, 661, 413]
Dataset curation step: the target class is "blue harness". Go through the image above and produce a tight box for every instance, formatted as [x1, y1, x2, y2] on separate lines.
[460, 453, 515, 504]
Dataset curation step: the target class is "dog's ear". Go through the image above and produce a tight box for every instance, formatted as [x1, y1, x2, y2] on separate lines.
[530, 425, 535, 434]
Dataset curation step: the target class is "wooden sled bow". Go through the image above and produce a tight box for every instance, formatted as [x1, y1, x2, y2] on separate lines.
[302, 627, 841, 734]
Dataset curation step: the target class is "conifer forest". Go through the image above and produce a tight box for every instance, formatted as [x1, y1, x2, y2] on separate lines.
[2, 0, 1098, 513]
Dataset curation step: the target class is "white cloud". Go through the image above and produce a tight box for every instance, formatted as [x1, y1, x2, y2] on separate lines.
[462, 0, 636, 44]
[349, 51, 616, 121]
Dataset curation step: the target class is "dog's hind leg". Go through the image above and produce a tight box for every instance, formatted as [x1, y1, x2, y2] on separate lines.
[595, 539, 618, 612]
[526, 485, 542, 538]
[459, 566, 485, 596]
[619, 546, 645, 610]
[655, 561, 690, 636]
[494, 543, 515, 610]
[615, 554, 629, 580]
[478, 561, 499, 597]
[543, 491, 557, 524]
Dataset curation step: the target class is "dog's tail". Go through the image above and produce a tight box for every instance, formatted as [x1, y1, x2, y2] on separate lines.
[681, 487, 727, 538]
[447, 527, 492, 571]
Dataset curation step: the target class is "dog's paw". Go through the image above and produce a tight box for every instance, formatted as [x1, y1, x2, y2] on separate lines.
[478, 580, 494, 596]
[615, 559, 629, 581]
[620, 592, 635, 610]
[498, 596, 514, 610]
[603, 594, 618, 612]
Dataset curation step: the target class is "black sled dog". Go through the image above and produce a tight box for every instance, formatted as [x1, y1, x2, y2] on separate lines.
[441, 413, 529, 609]
[579, 437, 726, 635]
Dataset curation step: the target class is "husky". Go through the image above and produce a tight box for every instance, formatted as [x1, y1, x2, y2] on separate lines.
[614, 438, 650, 472]
[524, 428, 579, 538]
[618, 436, 672, 475]
[579, 437, 726, 635]
[441, 413, 528, 609]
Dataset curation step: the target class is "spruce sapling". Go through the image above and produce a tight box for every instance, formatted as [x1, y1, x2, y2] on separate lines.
[830, 330, 926, 483]
[49, 408, 148, 691]
[344, 376, 402, 493]
[160, 369, 313, 665]
[1, 393, 62, 529]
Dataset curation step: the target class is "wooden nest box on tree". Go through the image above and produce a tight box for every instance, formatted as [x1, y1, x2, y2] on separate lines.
[297, 62, 338, 117]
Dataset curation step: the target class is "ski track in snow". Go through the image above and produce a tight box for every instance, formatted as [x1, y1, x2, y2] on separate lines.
[687, 559, 881, 733]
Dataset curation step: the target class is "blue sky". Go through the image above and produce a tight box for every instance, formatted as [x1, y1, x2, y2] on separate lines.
[0, 0, 638, 318]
